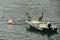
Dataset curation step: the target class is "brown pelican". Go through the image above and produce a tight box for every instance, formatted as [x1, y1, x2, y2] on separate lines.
[39, 12, 43, 21]
[26, 12, 32, 21]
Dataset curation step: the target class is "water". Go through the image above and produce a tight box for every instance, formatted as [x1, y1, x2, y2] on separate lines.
[0, 0, 60, 40]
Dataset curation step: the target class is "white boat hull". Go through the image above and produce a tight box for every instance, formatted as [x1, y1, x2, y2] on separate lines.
[26, 20, 57, 31]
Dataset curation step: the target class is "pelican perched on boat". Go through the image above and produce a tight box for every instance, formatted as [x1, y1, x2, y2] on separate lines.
[26, 12, 32, 21]
[39, 12, 43, 21]
[26, 12, 57, 31]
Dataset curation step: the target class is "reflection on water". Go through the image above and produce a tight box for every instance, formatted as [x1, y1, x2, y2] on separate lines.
[8, 25, 13, 32]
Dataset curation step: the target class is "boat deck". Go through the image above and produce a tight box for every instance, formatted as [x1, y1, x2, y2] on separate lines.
[26, 20, 48, 29]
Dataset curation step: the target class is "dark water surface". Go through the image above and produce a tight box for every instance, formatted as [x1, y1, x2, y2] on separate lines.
[0, 0, 60, 40]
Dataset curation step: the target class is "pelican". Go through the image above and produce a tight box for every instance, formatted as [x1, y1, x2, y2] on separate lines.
[26, 12, 32, 21]
[39, 12, 43, 21]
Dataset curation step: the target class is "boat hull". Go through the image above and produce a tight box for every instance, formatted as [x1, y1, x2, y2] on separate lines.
[26, 20, 57, 31]
[29, 25, 57, 31]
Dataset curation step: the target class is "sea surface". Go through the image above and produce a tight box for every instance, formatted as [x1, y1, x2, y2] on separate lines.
[0, 0, 60, 40]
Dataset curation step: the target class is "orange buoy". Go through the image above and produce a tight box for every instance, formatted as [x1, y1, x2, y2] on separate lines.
[8, 19, 13, 25]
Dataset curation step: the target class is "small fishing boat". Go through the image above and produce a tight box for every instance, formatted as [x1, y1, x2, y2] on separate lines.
[26, 12, 57, 31]
[26, 20, 57, 31]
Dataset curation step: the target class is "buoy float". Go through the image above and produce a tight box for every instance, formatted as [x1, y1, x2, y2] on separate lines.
[8, 19, 13, 25]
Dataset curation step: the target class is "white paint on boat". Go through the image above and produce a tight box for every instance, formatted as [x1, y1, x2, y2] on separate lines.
[26, 20, 48, 28]
[39, 23, 48, 28]
[26, 20, 57, 31]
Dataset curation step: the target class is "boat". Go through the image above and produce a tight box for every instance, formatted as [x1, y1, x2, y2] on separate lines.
[26, 12, 57, 31]
[26, 20, 57, 31]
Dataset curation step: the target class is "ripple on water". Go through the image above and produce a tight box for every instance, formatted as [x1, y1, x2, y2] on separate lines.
[0, 0, 59, 40]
